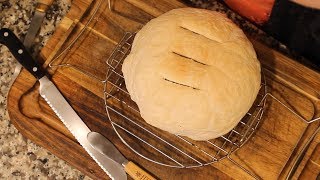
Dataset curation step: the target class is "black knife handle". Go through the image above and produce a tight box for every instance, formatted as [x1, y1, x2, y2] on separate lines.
[0, 28, 45, 79]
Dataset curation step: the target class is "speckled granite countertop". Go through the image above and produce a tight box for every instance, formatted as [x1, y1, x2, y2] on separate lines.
[0, 0, 303, 179]
[0, 0, 91, 179]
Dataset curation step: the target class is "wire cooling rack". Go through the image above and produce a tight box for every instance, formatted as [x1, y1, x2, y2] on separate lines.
[46, 0, 320, 179]
[103, 32, 267, 178]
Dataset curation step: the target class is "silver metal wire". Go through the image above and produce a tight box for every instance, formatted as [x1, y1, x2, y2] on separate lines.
[44, 0, 320, 179]
[102, 32, 320, 180]
[103, 32, 268, 170]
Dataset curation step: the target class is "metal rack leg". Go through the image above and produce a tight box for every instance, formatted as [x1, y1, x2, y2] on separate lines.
[227, 155, 261, 180]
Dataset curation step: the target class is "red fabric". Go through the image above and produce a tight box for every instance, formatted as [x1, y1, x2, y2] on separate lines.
[224, 0, 275, 24]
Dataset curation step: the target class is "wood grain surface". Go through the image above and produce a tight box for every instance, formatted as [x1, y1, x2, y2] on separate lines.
[7, 0, 320, 179]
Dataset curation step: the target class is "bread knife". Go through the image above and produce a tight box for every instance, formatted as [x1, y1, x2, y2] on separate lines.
[24, 0, 54, 50]
[0, 28, 127, 180]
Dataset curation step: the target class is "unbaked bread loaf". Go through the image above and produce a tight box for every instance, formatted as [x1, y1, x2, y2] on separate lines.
[122, 8, 261, 141]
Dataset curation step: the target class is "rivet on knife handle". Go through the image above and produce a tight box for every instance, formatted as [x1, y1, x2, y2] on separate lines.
[1, 28, 127, 180]
[0, 28, 46, 79]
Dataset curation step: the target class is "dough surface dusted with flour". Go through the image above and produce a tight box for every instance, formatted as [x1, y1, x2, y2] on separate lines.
[122, 8, 261, 140]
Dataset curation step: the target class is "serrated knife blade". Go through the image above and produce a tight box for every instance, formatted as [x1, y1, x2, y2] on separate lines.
[39, 77, 127, 180]
[0, 28, 127, 180]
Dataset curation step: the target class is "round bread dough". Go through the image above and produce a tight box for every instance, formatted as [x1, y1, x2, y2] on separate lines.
[122, 8, 261, 141]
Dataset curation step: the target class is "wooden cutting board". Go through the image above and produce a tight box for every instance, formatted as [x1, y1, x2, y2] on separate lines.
[7, 0, 320, 179]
